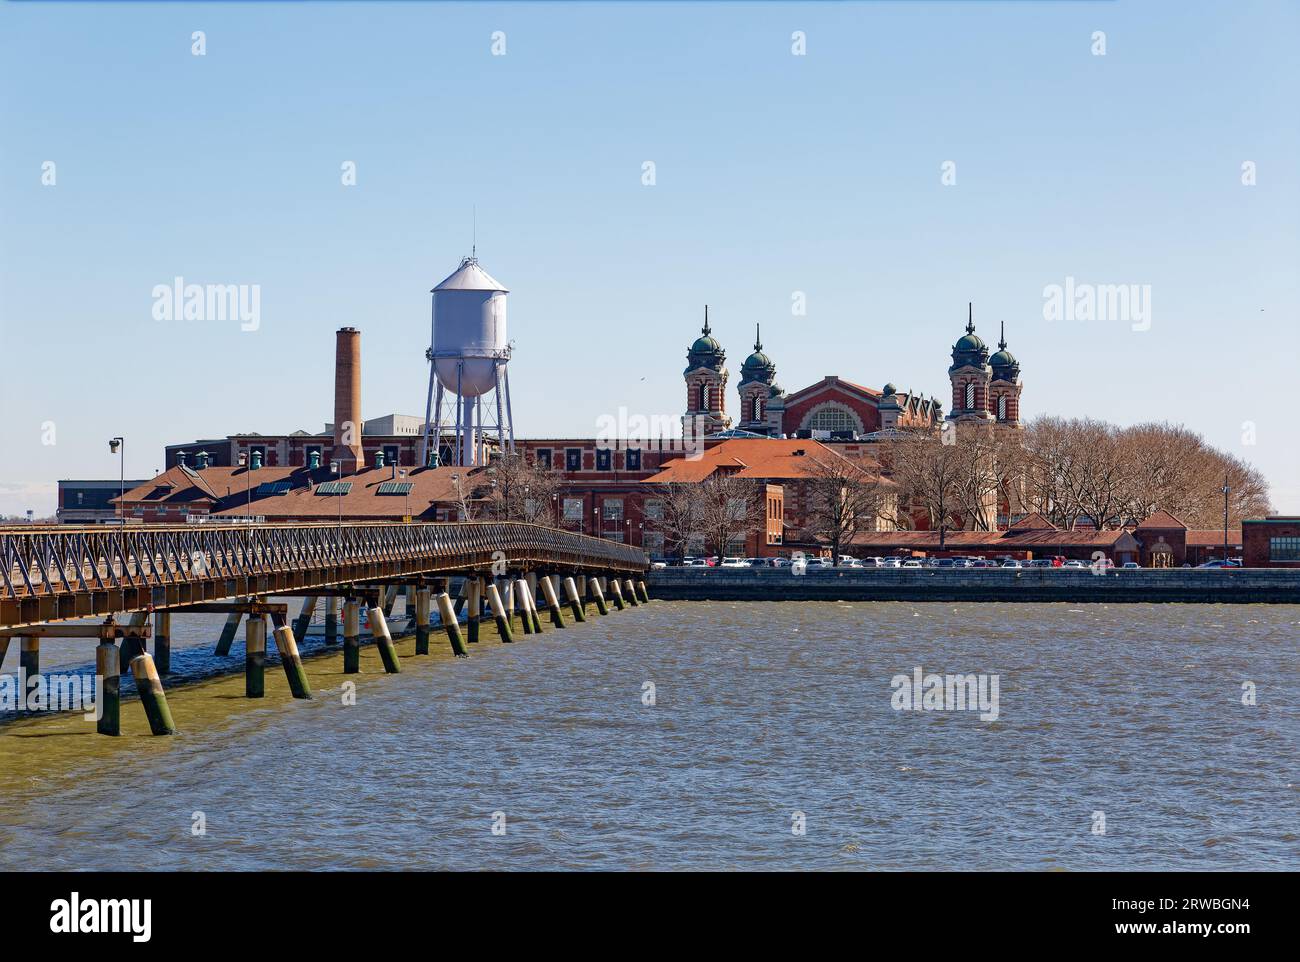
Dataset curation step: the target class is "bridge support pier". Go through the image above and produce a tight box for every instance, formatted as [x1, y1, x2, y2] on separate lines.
[324, 597, 338, 645]
[436, 592, 468, 657]
[130, 652, 177, 735]
[414, 587, 432, 655]
[154, 611, 171, 674]
[292, 597, 318, 645]
[19, 637, 38, 699]
[272, 625, 313, 699]
[368, 607, 402, 673]
[467, 578, 482, 644]
[246, 615, 266, 697]
[96, 641, 120, 736]
[589, 577, 609, 616]
[609, 578, 627, 611]
[540, 575, 566, 628]
[343, 600, 361, 674]
[486, 583, 514, 643]
[215, 611, 243, 657]
[563, 577, 586, 622]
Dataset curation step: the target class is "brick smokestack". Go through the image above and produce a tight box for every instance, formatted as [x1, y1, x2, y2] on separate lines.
[332, 327, 364, 474]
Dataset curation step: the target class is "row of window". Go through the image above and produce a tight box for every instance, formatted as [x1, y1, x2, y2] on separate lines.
[958, 382, 1013, 420]
[1270, 537, 1300, 562]
[535, 448, 642, 472]
[560, 497, 665, 522]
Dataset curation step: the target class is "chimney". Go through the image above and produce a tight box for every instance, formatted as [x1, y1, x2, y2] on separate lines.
[332, 327, 364, 474]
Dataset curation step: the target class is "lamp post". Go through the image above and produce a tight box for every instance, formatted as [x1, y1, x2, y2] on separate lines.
[237, 452, 251, 521]
[108, 437, 124, 519]
[331, 460, 343, 529]
[1222, 479, 1230, 563]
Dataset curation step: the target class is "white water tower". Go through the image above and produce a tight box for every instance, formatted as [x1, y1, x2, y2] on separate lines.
[420, 255, 515, 467]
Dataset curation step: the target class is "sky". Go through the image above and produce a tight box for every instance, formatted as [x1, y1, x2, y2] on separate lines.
[1, 0, 1297, 517]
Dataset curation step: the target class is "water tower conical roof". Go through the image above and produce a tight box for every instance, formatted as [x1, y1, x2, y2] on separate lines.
[432, 256, 508, 294]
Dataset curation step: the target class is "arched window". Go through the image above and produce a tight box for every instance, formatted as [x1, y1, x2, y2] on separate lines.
[965, 382, 976, 410]
[698, 383, 708, 411]
[807, 406, 859, 434]
[752, 396, 762, 421]
[997, 395, 1007, 420]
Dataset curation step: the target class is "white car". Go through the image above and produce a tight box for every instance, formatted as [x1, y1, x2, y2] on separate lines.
[771, 557, 792, 568]
[881, 557, 903, 568]
[651, 561, 667, 569]
[1001, 560, 1023, 569]
[901, 559, 924, 569]
[720, 557, 751, 568]
[1062, 560, 1087, 569]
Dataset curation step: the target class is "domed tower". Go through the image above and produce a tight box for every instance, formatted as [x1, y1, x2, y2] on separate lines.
[946, 303, 993, 428]
[737, 324, 778, 434]
[988, 321, 1023, 428]
[683, 306, 731, 436]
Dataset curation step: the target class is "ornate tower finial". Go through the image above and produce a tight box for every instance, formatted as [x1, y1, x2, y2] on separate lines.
[754, 322, 762, 351]
[999, 320, 1007, 350]
[966, 301, 975, 334]
[702, 304, 710, 336]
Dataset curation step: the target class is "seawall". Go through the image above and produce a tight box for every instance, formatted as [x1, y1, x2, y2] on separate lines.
[646, 567, 1300, 604]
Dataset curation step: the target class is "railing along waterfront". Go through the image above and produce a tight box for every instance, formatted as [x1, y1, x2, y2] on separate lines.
[0, 522, 647, 629]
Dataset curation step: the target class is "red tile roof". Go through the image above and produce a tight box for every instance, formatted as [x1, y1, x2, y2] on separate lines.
[1185, 528, 1243, 547]
[1135, 510, 1187, 530]
[1008, 512, 1057, 530]
[645, 438, 885, 484]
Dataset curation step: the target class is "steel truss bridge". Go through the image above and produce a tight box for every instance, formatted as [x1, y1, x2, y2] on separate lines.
[0, 522, 647, 630]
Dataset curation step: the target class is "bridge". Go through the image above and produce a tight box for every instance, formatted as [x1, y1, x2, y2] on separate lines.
[1, 522, 650, 736]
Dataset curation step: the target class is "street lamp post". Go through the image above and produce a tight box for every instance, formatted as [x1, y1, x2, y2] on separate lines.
[1222, 479, 1230, 563]
[108, 437, 124, 519]
[238, 452, 251, 521]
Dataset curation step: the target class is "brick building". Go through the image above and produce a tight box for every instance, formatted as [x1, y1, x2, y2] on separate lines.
[1242, 516, 1300, 568]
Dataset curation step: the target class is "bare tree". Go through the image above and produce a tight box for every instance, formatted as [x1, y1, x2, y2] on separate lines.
[482, 454, 564, 525]
[645, 482, 705, 561]
[696, 472, 765, 559]
[886, 431, 968, 548]
[802, 451, 891, 564]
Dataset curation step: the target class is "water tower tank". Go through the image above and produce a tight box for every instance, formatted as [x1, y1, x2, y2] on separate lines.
[431, 257, 508, 397]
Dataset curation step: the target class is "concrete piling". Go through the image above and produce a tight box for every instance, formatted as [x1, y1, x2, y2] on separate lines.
[246, 614, 266, 697]
[95, 641, 120, 736]
[154, 611, 172, 674]
[272, 625, 313, 699]
[435, 591, 468, 657]
[324, 597, 338, 645]
[623, 578, 639, 607]
[467, 578, 482, 644]
[486, 583, 515, 643]
[19, 637, 38, 697]
[564, 577, 587, 622]
[636, 580, 650, 603]
[525, 573, 543, 633]
[540, 575, 566, 628]
[588, 577, 609, 616]
[609, 578, 627, 611]
[343, 600, 361, 674]
[292, 596, 318, 645]
[502, 577, 518, 633]
[415, 587, 432, 655]
[514, 580, 535, 634]
[215, 611, 243, 657]
[119, 632, 146, 675]
[367, 607, 402, 673]
[130, 652, 177, 735]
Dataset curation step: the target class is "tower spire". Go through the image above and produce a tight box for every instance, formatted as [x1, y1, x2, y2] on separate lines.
[754, 322, 762, 351]
[966, 302, 975, 334]
[702, 304, 710, 336]
[999, 320, 1007, 350]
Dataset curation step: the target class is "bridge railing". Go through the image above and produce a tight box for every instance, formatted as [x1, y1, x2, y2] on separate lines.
[0, 521, 647, 599]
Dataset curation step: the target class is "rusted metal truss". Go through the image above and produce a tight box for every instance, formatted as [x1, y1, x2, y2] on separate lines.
[0, 521, 646, 629]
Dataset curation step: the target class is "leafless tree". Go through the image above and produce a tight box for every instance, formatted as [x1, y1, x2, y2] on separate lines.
[802, 450, 892, 564]
[696, 472, 765, 559]
[644, 482, 705, 561]
[481, 454, 564, 525]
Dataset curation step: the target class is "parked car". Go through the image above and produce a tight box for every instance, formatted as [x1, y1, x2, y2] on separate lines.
[650, 560, 667, 569]
[1001, 560, 1023, 569]
[901, 559, 924, 569]
[720, 557, 751, 568]
[1028, 559, 1053, 568]
[771, 556, 793, 568]
[1062, 560, 1087, 569]
[1196, 559, 1242, 568]
[1122, 561, 1141, 569]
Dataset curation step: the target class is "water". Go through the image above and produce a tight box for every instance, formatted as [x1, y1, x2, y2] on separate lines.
[2, 601, 1297, 870]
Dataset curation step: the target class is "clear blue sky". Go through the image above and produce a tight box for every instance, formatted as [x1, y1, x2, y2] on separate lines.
[2, 0, 1297, 516]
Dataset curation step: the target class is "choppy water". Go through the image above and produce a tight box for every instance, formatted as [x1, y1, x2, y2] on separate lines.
[2, 601, 1297, 870]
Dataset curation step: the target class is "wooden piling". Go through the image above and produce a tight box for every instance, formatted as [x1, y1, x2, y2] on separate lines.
[324, 597, 338, 645]
[154, 611, 171, 674]
[343, 600, 361, 674]
[215, 611, 243, 657]
[609, 578, 627, 611]
[486, 583, 515, 643]
[367, 607, 402, 673]
[564, 576, 587, 622]
[623, 578, 639, 607]
[292, 596, 318, 644]
[588, 577, 609, 616]
[130, 652, 177, 735]
[415, 587, 432, 655]
[467, 578, 482, 644]
[636, 579, 650, 603]
[246, 614, 266, 697]
[525, 573, 543, 633]
[19, 637, 38, 696]
[272, 625, 313, 699]
[435, 592, 468, 657]
[540, 575, 566, 628]
[96, 641, 120, 736]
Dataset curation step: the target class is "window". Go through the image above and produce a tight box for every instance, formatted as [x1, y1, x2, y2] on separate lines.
[536, 449, 552, 470]
[565, 448, 582, 472]
[698, 383, 708, 411]
[1270, 537, 1300, 562]
[602, 499, 624, 521]
[643, 532, 665, 558]
[997, 396, 1007, 420]
[965, 382, 976, 410]
[807, 406, 858, 433]
[604, 531, 625, 543]
[643, 499, 663, 521]
[596, 448, 611, 471]
[383, 445, 400, 466]
[626, 448, 641, 471]
[752, 396, 762, 421]
[563, 498, 584, 521]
